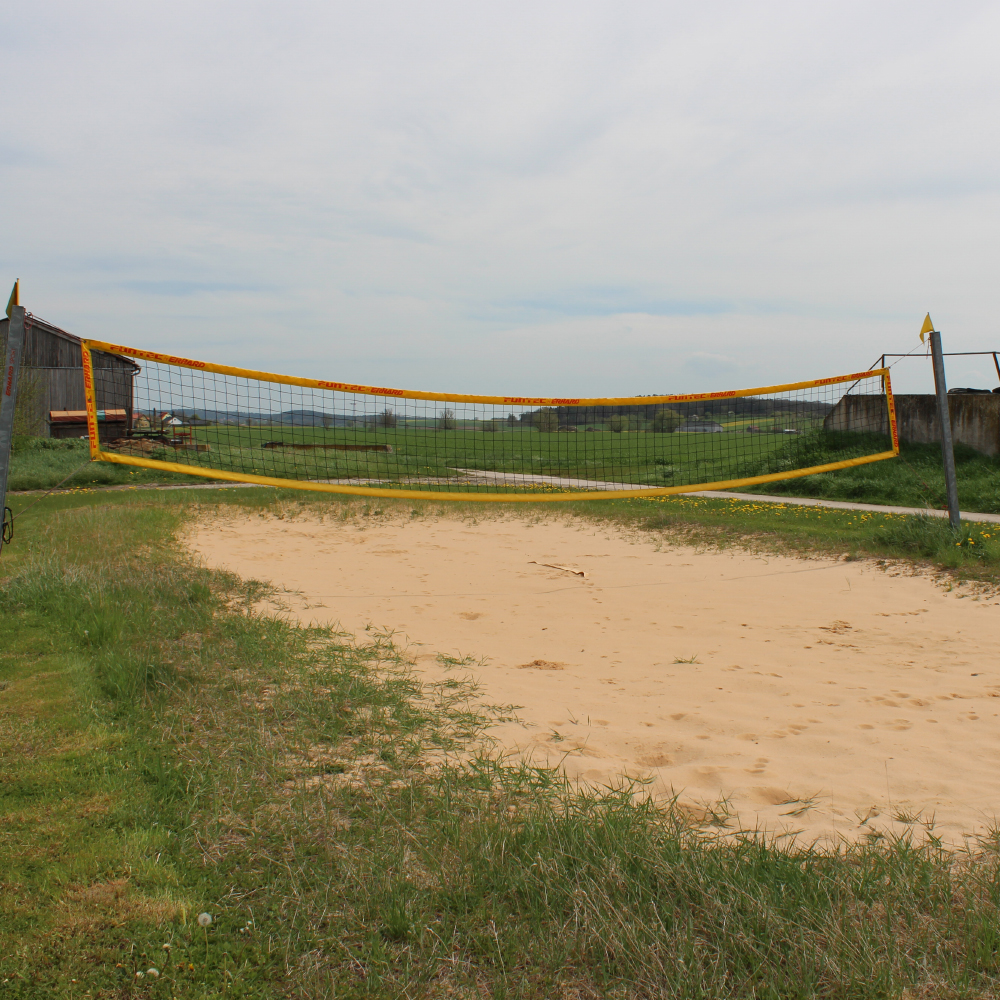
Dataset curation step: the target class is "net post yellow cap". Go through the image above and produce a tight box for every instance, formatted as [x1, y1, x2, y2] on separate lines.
[4, 279, 18, 319]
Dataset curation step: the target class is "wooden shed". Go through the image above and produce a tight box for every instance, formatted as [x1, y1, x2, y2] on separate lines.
[0, 313, 138, 439]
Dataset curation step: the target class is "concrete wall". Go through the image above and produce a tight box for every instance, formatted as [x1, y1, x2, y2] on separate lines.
[823, 394, 1000, 456]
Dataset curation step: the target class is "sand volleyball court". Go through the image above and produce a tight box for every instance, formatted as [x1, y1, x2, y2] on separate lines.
[190, 508, 1000, 845]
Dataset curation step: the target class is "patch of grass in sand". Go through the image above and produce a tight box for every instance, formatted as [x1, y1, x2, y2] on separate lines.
[3, 494, 1000, 997]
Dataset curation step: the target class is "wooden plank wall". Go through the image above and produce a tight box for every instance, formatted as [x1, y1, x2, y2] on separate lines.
[2, 316, 136, 437]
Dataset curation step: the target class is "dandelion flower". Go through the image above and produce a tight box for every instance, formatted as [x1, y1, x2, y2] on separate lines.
[198, 912, 213, 927]
[147, 968, 160, 977]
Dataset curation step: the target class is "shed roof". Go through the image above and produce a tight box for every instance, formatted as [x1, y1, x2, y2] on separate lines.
[50, 410, 127, 423]
[0, 314, 138, 371]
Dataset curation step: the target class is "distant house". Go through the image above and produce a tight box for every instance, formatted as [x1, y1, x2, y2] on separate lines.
[0, 313, 138, 439]
[677, 420, 725, 433]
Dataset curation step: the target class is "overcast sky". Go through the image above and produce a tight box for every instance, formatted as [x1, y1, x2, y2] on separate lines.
[2, 1, 998, 395]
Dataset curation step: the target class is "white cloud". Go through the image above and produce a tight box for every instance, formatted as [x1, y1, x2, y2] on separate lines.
[1, 0, 998, 395]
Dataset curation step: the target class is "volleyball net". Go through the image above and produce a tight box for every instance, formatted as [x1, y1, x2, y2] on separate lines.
[81, 340, 898, 501]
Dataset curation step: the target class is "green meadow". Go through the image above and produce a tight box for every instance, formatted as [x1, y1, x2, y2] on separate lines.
[8, 428, 1000, 519]
[2, 487, 1000, 997]
[5, 438, 198, 491]
[8, 424, 801, 493]
[741, 440, 1000, 514]
[101, 423, 877, 491]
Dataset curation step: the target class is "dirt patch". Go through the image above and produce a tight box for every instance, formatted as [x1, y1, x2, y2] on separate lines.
[55, 879, 183, 932]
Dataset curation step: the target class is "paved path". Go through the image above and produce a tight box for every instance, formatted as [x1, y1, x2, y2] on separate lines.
[10, 477, 1000, 524]
[455, 468, 645, 491]
[456, 469, 1000, 524]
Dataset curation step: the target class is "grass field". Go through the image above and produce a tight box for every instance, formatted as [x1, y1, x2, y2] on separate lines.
[741, 440, 1000, 514]
[85, 423, 891, 493]
[7, 438, 205, 491]
[12, 428, 1000, 524]
[3, 488, 1000, 997]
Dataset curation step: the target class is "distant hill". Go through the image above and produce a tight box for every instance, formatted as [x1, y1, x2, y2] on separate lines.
[135, 408, 359, 426]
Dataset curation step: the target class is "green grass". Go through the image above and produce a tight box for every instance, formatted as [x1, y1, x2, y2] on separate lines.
[13, 426, 959, 515]
[738, 440, 1000, 514]
[93, 423, 870, 492]
[3, 490, 1000, 996]
[7, 437, 207, 491]
[595, 493, 1000, 584]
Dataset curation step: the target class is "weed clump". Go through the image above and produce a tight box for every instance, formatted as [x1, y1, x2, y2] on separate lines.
[870, 515, 1000, 566]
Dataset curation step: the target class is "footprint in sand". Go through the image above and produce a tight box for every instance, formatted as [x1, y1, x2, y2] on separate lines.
[752, 786, 795, 806]
[517, 660, 566, 670]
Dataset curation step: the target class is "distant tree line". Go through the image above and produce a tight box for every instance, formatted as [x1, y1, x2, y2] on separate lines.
[206, 397, 833, 434]
[518, 398, 832, 429]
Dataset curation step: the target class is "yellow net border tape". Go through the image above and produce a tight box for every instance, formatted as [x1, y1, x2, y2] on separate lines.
[81, 341, 101, 461]
[81, 342, 899, 502]
[82, 338, 890, 408]
[90, 449, 900, 502]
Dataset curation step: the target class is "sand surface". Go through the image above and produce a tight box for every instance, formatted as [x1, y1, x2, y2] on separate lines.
[189, 509, 1000, 845]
